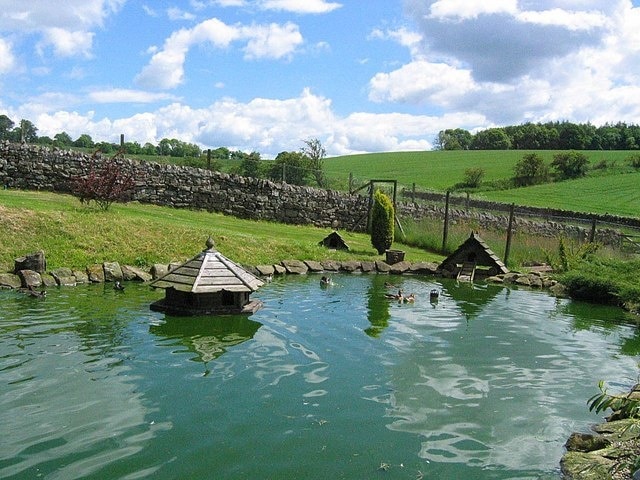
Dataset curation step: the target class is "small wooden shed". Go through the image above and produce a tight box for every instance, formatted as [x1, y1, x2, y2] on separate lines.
[150, 237, 264, 315]
[438, 232, 509, 282]
[318, 231, 350, 251]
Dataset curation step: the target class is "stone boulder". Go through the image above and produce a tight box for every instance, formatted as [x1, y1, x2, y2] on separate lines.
[304, 260, 324, 272]
[151, 264, 169, 280]
[273, 264, 287, 275]
[320, 260, 341, 271]
[0, 273, 21, 289]
[255, 265, 275, 276]
[339, 261, 361, 273]
[87, 264, 105, 283]
[14, 250, 46, 274]
[103, 262, 123, 282]
[409, 262, 439, 274]
[564, 432, 611, 453]
[51, 267, 76, 286]
[360, 261, 376, 273]
[375, 260, 391, 273]
[17, 269, 42, 289]
[389, 261, 411, 274]
[41, 274, 57, 287]
[73, 270, 89, 284]
[121, 265, 153, 282]
[281, 260, 308, 275]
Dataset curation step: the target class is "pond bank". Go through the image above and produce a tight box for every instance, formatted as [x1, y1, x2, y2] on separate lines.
[0, 255, 563, 297]
[561, 385, 640, 480]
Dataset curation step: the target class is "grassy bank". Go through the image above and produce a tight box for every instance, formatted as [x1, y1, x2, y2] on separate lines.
[0, 189, 442, 272]
[2, 189, 638, 315]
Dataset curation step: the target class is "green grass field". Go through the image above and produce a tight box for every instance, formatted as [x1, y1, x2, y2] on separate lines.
[0, 190, 442, 272]
[477, 171, 640, 217]
[323, 150, 639, 217]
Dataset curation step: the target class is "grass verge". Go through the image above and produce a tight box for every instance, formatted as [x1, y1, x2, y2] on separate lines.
[0, 189, 442, 272]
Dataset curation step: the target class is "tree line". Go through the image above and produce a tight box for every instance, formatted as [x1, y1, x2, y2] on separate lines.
[0, 114, 327, 187]
[435, 121, 640, 151]
[0, 115, 204, 158]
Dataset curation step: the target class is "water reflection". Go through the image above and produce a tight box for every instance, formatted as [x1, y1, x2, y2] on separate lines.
[381, 282, 640, 473]
[2, 278, 640, 480]
[0, 286, 169, 479]
[149, 315, 262, 369]
[365, 275, 391, 337]
[443, 281, 504, 320]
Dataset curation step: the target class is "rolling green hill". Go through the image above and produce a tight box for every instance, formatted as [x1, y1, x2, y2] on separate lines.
[478, 171, 640, 217]
[324, 150, 639, 217]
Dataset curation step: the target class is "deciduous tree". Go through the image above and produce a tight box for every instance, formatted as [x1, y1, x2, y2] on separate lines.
[513, 153, 549, 186]
[551, 151, 589, 180]
[301, 138, 326, 187]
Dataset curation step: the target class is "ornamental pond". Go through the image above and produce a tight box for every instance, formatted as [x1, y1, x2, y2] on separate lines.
[1, 274, 639, 479]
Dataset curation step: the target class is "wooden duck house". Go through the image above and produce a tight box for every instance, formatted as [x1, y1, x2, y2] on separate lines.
[318, 231, 350, 251]
[438, 232, 509, 282]
[150, 237, 264, 315]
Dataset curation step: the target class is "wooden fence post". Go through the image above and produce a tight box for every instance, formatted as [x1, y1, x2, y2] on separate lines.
[504, 203, 515, 266]
[589, 218, 597, 243]
[207, 149, 211, 169]
[442, 191, 450, 253]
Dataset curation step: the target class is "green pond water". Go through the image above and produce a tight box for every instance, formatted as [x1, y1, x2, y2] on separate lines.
[1, 274, 639, 479]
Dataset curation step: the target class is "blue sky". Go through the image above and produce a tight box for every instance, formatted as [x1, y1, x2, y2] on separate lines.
[1, 0, 640, 157]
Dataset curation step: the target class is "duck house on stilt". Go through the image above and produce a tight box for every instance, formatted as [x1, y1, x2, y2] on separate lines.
[150, 236, 264, 315]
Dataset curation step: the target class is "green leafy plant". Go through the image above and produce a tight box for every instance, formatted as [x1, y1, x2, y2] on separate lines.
[551, 150, 589, 179]
[461, 167, 485, 188]
[627, 153, 640, 170]
[513, 153, 549, 186]
[589, 381, 640, 419]
[547, 236, 600, 272]
[370, 189, 394, 255]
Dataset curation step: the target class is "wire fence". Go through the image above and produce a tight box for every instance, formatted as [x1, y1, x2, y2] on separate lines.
[395, 186, 640, 255]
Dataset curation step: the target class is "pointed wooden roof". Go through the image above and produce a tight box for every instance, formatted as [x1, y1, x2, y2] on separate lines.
[150, 237, 264, 293]
[438, 232, 509, 275]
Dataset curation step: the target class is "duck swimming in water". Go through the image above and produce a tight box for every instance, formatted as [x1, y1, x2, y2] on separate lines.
[320, 276, 333, 286]
[24, 285, 46, 298]
[403, 293, 415, 303]
[385, 289, 404, 301]
[114, 281, 125, 292]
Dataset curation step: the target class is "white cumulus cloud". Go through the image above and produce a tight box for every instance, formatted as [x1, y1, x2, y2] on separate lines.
[136, 18, 303, 89]
[0, 38, 16, 73]
[259, 0, 342, 14]
[0, 0, 125, 58]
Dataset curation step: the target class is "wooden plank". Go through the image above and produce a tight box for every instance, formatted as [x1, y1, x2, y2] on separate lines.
[200, 268, 235, 277]
[169, 266, 200, 276]
[198, 277, 243, 286]
[160, 273, 198, 285]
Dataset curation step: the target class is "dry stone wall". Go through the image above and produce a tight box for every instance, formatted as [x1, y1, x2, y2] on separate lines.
[0, 141, 631, 245]
[0, 142, 369, 230]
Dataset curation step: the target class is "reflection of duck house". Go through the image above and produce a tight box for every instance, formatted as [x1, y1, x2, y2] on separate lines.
[149, 316, 262, 363]
[438, 232, 509, 282]
[150, 237, 264, 315]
